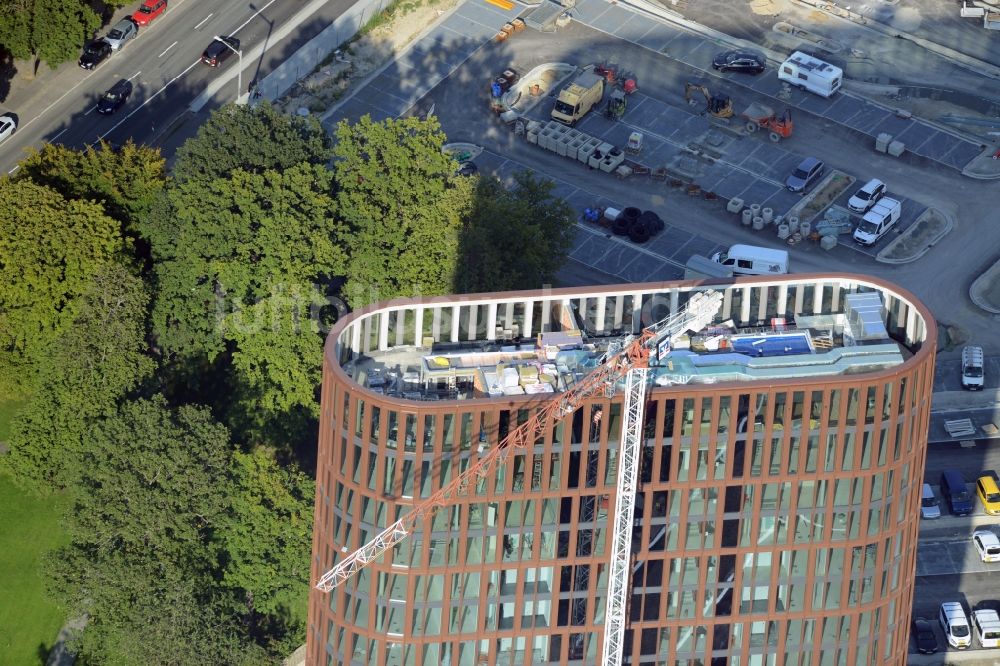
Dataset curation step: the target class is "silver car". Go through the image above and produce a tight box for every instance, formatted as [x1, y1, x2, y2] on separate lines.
[104, 18, 137, 51]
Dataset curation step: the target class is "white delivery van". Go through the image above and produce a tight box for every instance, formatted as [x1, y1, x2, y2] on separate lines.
[974, 609, 1000, 648]
[853, 197, 901, 245]
[711, 244, 789, 275]
[962, 345, 985, 390]
[940, 601, 972, 649]
[778, 51, 843, 98]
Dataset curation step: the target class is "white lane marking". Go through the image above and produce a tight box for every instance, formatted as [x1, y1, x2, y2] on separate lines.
[232, 0, 277, 35]
[99, 59, 200, 141]
[194, 13, 214, 29]
[128, 70, 142, 81]
[8, 164, 20, 174]
[84, 105, 97, 116]
[159, 41, 179, 58]
[50, 128, 68, 142]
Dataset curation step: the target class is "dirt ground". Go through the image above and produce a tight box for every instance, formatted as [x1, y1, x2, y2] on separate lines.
[275, 0, 460, 114]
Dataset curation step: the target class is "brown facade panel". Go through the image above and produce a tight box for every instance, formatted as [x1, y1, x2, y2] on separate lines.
[307, 276, 935, 666]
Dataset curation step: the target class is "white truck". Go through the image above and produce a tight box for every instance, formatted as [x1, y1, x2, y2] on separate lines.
[962, 345, 985, 390]
[853, 197, 901, 245]
[778, 51, 843, 98]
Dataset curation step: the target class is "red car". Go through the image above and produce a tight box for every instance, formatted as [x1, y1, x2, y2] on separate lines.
[132, 0, 167, 26]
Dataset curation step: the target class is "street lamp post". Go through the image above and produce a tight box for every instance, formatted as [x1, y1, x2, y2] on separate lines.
[213, 35, 243, 103]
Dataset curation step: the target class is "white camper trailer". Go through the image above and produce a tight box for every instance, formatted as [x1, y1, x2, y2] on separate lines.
[778, 51, 843, 98]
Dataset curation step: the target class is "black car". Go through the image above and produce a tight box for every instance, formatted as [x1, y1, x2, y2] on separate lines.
[79, 40, 112, 70]
[97, 80, 133, 115]
[712, 50, 766, 74]
[911, 618, 938, 655]
[202, 36, 240, 66]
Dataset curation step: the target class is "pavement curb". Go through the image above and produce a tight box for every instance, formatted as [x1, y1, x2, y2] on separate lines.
[969, 260, 1000, 315]
[874, 207, 954, 265]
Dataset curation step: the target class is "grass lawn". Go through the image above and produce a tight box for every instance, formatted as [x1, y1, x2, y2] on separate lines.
[0, 399, 69, 665]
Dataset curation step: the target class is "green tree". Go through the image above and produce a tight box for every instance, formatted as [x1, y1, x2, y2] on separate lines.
[0, 1, 33, 61]
[455, 171, 575, 294]
[2, 264, 154, 490]
[144, 163, 344, 362]
[30, 0, 100, 69]
[0, 178, 124, 393]
[220, 450, 315, 653]
[333, 114, 474, 307]
[172, 102, 332, 186]
[18, 141, 166, 233]
[224, 285, 328, 420]
[44, 396, 270, 665]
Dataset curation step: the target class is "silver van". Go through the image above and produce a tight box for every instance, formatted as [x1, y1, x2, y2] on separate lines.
[921, 483, 941, 519]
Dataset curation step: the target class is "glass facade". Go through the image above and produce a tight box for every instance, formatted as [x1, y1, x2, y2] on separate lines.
[308, 276, 934, 666]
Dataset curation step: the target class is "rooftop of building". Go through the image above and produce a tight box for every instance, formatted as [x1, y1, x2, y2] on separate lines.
[336, 281, 921, 403]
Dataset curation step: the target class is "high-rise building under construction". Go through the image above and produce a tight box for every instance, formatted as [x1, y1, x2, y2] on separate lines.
[307, 274, 934, 666]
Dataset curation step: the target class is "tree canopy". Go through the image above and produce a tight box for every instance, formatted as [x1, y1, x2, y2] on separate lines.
[171, 102, 332, 186]
[44, 396, 313, 664]
[143, 162, 344, 428]
[17, 141, 166, 234]
[333, 114, 474, 307]
[0, 178, 124, 392]
[0, 0, 101, 68]
[2, 263, 154, 491]
[455, 170, 576, 294]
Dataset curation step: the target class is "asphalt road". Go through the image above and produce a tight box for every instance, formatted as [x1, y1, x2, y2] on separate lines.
[0, 0, 356, 173]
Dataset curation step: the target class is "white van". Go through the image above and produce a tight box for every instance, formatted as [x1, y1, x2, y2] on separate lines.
[853, 198, 901, 245]
[962, 345, 985, 390]
[778, 51, 843, 98]
[940, 601, 972, 649]
[974, 609, 1000, 648]
[711, 244, 789, 275]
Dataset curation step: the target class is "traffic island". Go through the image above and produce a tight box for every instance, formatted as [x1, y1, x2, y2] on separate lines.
[970, 256, 1000, 314]
[876, 207, 952, 265]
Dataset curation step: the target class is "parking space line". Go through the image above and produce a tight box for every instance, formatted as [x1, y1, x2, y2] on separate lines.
[8, 164, 19, 174]
[128, 70, 142, 81]
[194, 13, 214, 30]
[50, 129, 67, 142]
[84, 105, 97, 116]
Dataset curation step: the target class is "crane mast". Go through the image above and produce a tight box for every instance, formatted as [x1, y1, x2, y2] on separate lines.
[315, 290, 722, 663]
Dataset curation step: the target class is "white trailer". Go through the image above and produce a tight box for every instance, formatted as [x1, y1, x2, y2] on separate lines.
[778, 51, 843, 98]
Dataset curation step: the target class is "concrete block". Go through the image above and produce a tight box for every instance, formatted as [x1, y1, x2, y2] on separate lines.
[762, 207, 774, 224]
[875, 132, 892, 153]
[527, 131, 539, 145]
[799, 221, 812, 237]
[752, 216, 765, 231]
[589, 142, 614, 169]
[888, 140, 905, 157]
[777, 224, 790, 239]
[820, 234, 838, 250]
[749, 203, 761, 218]
[742, 209, 753, 226]
[727, 197, 744, 214]
[600, 150, 625, 173]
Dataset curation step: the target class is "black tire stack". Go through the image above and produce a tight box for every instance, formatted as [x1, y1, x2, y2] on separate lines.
[612, 206, 640, 236]
[628, 210, 665, 244]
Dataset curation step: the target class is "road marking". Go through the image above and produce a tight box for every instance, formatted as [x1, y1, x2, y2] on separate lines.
[159, 41, 178, 58]
[50, 129, 67, 142]
[232, 0, 277, 34]
[8, 164, 20, 174]
[194, 13, 214, 30]
[128, 70, 142, 81]
[84, 105, 97, 116]
[99, 59, 200, 141]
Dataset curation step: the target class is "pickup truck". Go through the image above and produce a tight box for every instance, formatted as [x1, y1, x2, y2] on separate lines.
[853, 197, 901, 245]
